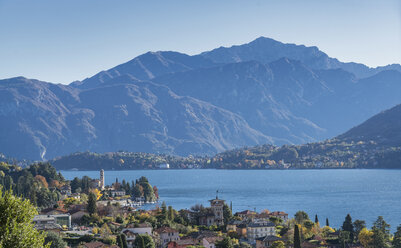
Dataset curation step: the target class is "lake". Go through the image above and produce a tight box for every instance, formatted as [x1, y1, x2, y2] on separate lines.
[61, 169, 401, 231]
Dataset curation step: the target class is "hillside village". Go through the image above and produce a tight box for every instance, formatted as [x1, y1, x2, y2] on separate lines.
[6, 165, 395, 248]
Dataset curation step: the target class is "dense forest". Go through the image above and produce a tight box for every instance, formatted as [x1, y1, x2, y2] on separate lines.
[0, 162, 65, 208]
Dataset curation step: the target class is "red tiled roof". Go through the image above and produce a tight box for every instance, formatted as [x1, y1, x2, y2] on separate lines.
[155, 226, 179, 234]
[83, 241, 106, 248]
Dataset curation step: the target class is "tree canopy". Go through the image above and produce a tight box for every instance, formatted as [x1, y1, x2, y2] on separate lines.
[0, 187, 49, 248]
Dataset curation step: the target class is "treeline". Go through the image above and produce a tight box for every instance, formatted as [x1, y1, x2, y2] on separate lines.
[289, 211, 401, 248]
[0, 162, 65, 208]
[112, 176, 158, 202]
[51, 151, 202, 170]
[49, 139, 401, 171]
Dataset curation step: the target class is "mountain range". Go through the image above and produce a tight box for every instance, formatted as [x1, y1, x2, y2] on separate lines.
[1, 37, 400, 161]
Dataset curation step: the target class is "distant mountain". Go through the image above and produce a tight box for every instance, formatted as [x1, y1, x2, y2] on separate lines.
[154, 59, 326, 144]
[51, 103, 401, 170]
[1, 37, 401, 161]
[154, 58, 401, 141]
[339, 103, 401, 147]
[201, 37, 401, 78]
[71, 51, 217, 89]
[0, 77, 270, 160]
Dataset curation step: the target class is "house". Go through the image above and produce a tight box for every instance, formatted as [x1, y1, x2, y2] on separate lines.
[68, 209, 89, 224]
[167, 238, 197, 248]
[35, 222, 63, 233]
[236, 210, 257, 220]
[60, 184, 71, 196]
[196, 196, 225, 227]
[90, 179, 101, 189]
[122, 229, 137, 248]
[200, 236, 223, 248]
[33, 214, 71, 228]
[198, 211, 216, 226]
[71, 193, 81, 199]
[110, 190, 126, 197]
[40, 208, 68, 215]
[183, 231, 223, 248]
[268, 211, 288, 222]
[155, 227, 180, 248]
[158, 163, 170, 169]
[256, 235, 284, 248]
[246, 222, 276, 242]
[122, 222, 153, 235]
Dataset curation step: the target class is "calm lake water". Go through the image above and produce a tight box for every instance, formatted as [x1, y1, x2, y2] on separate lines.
[61, 169, 401, 231]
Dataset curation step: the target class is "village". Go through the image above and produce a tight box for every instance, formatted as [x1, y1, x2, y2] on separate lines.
[31, 170, 378, 248]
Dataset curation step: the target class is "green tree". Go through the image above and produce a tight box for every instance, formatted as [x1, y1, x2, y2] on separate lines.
[294, 224, 301, 248]
[133, 184, 144, 198]
[342, 214, 354, 243]
[314, 214, 319, 224]
[304, 220, 315, 230]
[393, 225, 401, 248]
[70, 177, 81, 193]
[44, 231, 67, 248]
[215, 237, 234, 248]
[0, 187, 49, 248]
[121, 233, 128, 248]
[141, 182, 156, 202]
[117, 234, 123, 248]
[223, 203, 232, 224]
[87, 192, 97, 215]
[270, 241, 285, 248]
[161, 201, 167, 220]
[372, 216, 391, 248]
[238, 242, 252, 248]
[133, 234, 155, 248]
[339, 231, 350, 248]
[353, 219, 366, 241]
[326, 218, 329, 227]
[295, 211, 309, 224]
[168, 206, 174, 221]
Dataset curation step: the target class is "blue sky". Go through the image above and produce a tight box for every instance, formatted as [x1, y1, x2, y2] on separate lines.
[0, 0, 400, 84]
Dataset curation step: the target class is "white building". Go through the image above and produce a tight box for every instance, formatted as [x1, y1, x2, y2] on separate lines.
[246, 222, 275, 242]
[158, 163, 170, 169]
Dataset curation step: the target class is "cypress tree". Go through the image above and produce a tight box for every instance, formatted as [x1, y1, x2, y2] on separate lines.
[315, 214, 319, 224]
[326, 218, 329, 227]
[168, 206, 174, 221]
[87, 192, 97, 215]
[121, 233, 128, 248]
[294, 224, 301, 248]
[342, 214, 354, 243]
[117, 234, 123, 248]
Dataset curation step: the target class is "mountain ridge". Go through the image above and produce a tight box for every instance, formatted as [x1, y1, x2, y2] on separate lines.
[1, 37, 400, 161]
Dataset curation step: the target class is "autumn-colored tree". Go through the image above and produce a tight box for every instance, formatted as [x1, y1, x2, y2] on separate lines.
[153, 186, 159, 199]
[35, 175, 48, 188]
[358, 228, 374, 248]
[49, 179, 61, 188]
[90, 188, 103, 201]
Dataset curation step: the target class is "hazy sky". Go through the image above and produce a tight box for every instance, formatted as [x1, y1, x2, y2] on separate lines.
[0, 0, 400, 84]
